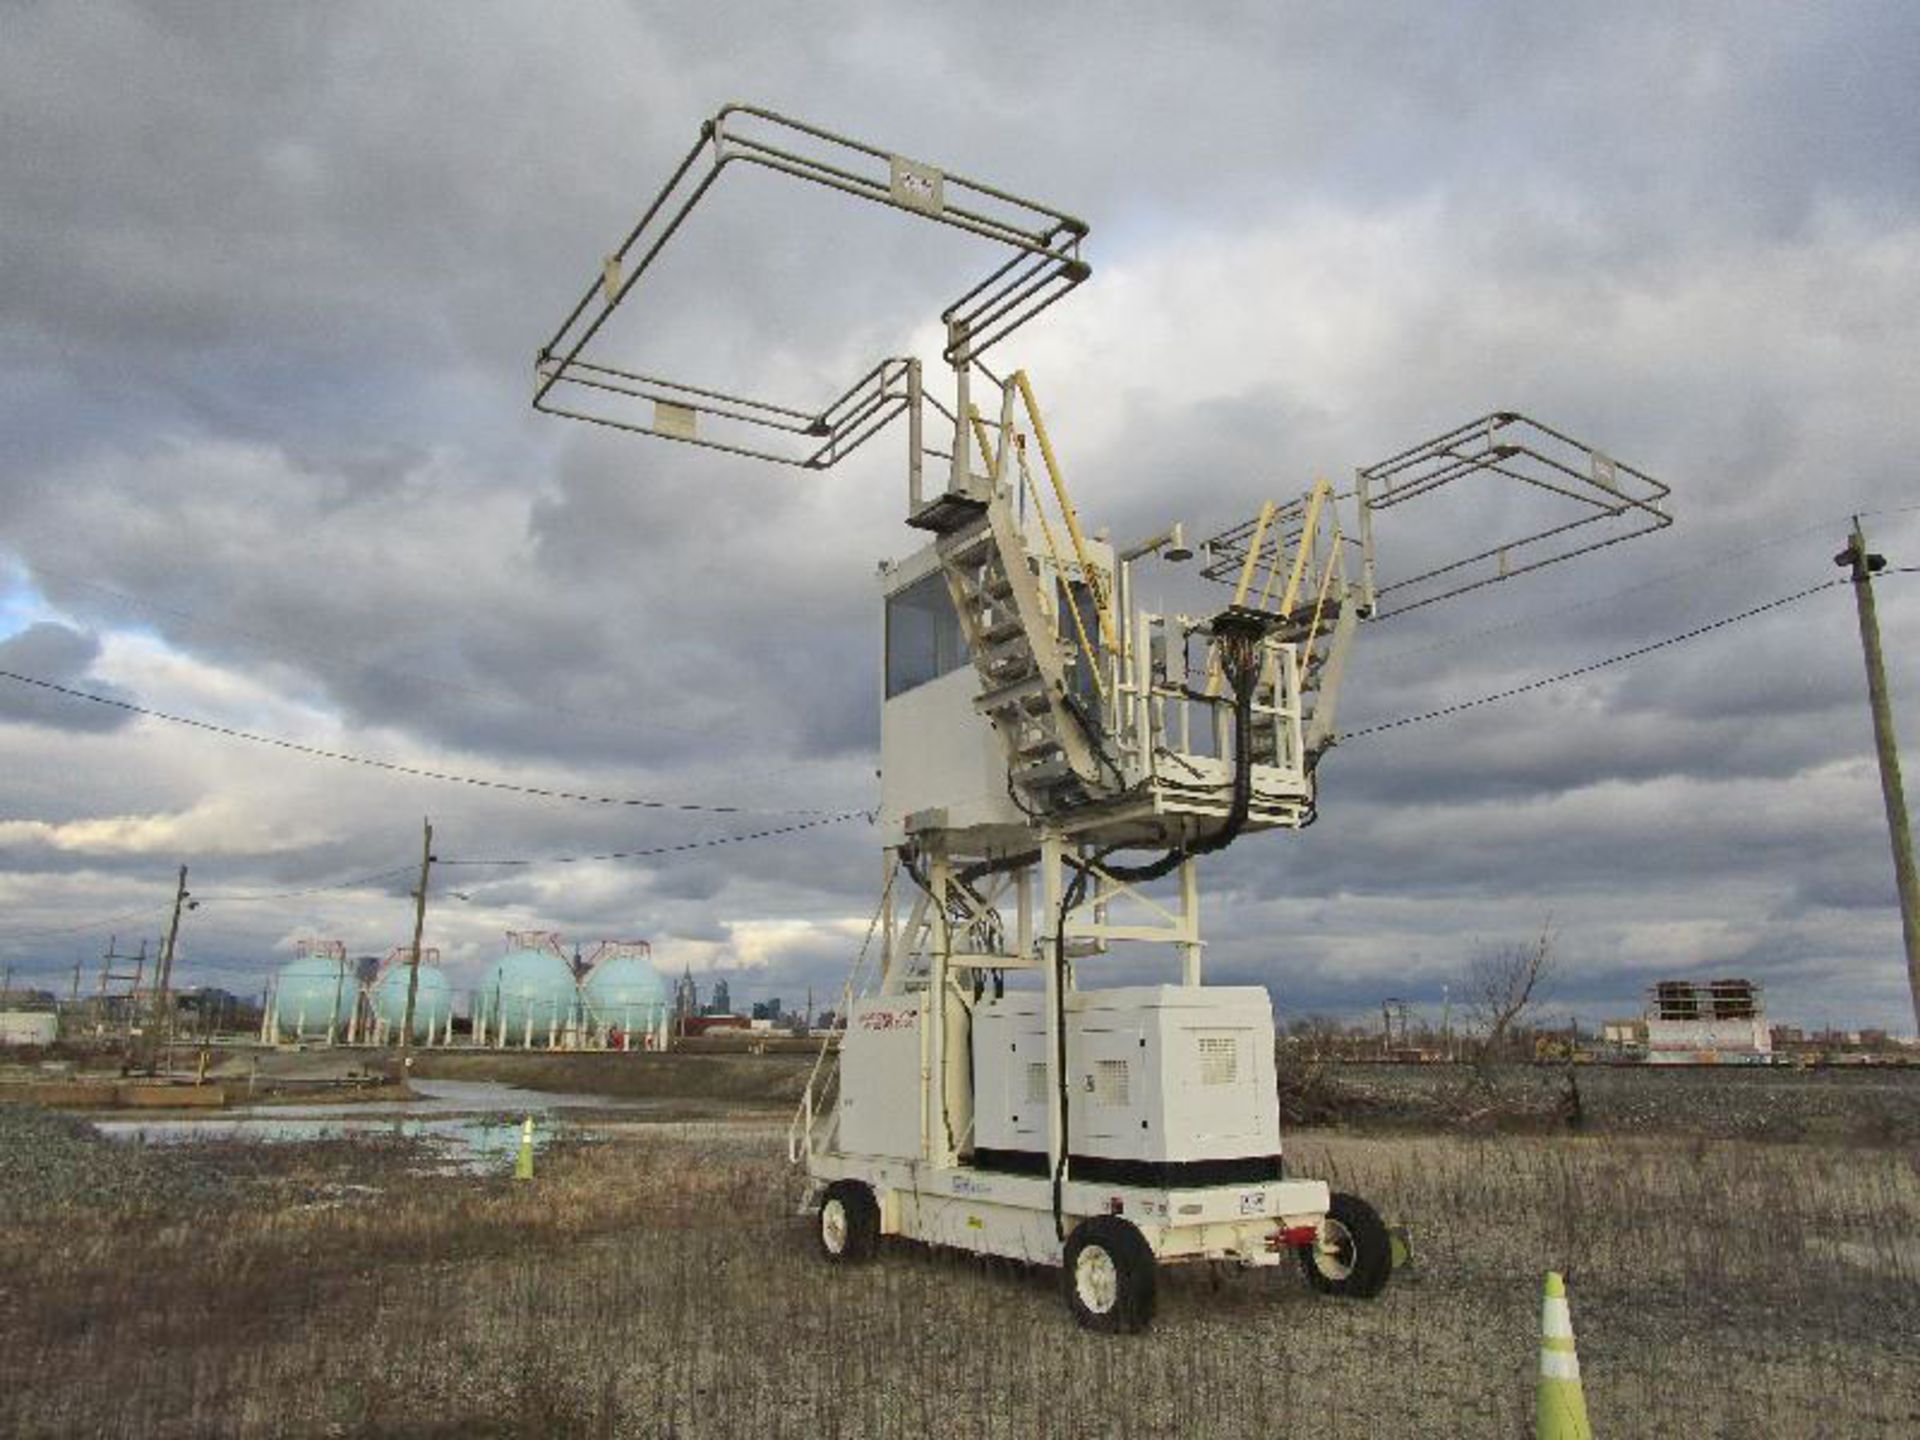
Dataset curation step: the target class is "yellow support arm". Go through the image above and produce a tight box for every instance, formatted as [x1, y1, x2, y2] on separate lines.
[1210, 500, 1276, 695]
[1015, 439, 1107, 705]
[1274, 478, 1334, 619]
[966, 405, 1001, 486]
[1012, 371, 1118, 657]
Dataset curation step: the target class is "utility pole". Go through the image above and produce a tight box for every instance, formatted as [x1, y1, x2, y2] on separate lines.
[154, 865, 191, 1074]
[400, 817, 434, 1061]
[1837, 519, 1920, 1032]
[1, 964, 13, 1006]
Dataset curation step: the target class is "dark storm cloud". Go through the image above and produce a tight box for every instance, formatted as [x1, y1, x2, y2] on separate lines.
[2, 2, 1917, 1025]
[0, 622, 133, 732]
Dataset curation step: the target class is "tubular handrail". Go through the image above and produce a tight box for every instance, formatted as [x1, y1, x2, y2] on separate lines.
[533, 104, 1091, 468]
[1013, 433, 1108, 706]
[1271, 479, 1334, 620]
[1011, 371, 1118, 658]
[788, 863, 897, 1163]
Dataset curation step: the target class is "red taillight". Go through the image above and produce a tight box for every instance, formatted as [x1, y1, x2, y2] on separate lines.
[1269, 1223, 1319, 1251]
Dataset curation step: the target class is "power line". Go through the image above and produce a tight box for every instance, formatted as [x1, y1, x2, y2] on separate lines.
[0, 902, 175, 942]
[0, 667, 837, 817]
[8, 556, 759, 751]
[2, 560, 1895, 925]
[0, 863, 423, 943]
[438, 808, 872, 869]
[1344, 578, 1845, 741]
[195, 864, 421, 903]
[1367, 501, 1920, 666]
[0, 813, 872, 946]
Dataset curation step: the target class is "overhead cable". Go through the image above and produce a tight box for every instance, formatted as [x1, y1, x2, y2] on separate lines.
[1344, 577, 1845, 741]
[7, 556, 755, 751]
[194, 865, 422, 903]
[1369, 501, 1920, 666]
[0, 668, 835, 817]
[0, 902, 177, 942]
[438, 808, 871, 868]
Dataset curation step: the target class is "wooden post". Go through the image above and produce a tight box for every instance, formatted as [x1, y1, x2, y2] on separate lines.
[401, 817, 434, 1056]
[1838, 521, 1920, 1031]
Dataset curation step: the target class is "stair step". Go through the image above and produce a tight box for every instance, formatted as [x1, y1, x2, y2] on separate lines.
[967, 600, 1019, 633]
[980, 616, 1025, 647]
[977, 674, 1049, 712]
[949, 563, 1004, 596]
[1014, 757, 1078, 789]
[940, 525, 997, 562]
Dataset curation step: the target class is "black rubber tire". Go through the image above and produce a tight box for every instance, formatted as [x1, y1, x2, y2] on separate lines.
[1297, 1191, 1392, 1299]
[817, 1181, 880, 1263]
[1061, 1215, 1158, 1333]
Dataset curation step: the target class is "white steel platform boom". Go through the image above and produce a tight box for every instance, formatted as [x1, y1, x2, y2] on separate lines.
[534, 103, 1671, 1331]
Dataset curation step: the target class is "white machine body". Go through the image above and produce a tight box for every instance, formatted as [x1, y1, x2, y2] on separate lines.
[536, 102, 1670, 1318]
[970, 986, 1281, 1173]
[816, 983, 1314, 1268]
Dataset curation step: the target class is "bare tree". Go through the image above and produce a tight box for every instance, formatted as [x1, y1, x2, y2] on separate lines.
[1465, 920, 1556, 1069]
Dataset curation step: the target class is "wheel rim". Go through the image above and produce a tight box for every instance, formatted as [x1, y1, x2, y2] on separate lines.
[1312, 1217, 1356, 1281]
[1074, 1244, 1120, 1314]
[821, 1197, 849, 1254]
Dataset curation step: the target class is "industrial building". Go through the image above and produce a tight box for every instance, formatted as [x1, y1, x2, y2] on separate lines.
[462, 932, 671, 1050]
[257, 931, 669, 1051]
[1644, 979, 1771, 1064]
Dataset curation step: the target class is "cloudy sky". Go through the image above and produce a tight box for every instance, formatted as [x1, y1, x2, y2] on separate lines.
[3, 2, 1916, 1033]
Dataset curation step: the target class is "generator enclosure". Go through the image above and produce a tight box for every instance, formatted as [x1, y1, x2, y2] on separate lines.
[838, 991, 973, 1160]
[971, 986, 1283, 1181]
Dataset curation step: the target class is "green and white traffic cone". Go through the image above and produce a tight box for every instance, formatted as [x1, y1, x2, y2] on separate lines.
[1537, 1271, 1592, 1440]
[513, 1115, 535, 1181]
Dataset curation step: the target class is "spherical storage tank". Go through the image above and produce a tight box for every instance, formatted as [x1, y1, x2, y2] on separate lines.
[481, 943, 577, 1043]
[274, 953, 358, 1036]
[581, 955, 669, 1034]
[371, 962, 454, 1039]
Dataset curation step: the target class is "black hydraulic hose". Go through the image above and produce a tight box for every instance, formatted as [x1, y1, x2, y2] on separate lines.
[1050, 860, 1089, 1241]
[1097, 636, 1261, 884]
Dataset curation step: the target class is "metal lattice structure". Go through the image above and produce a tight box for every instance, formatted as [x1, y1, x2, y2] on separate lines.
[533, 104, 1089, 468]
[1202, 413, 1670, 618]
[584, 940, 653, 967]
[378, 944, 441, 976]
[531, 101, 1674, 1332]
[502, 929, 568, 960]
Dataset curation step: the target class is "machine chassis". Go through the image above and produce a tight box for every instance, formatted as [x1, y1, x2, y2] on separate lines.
[530, 99, 1670, 1333]
[805, 1152, 1329, 1270]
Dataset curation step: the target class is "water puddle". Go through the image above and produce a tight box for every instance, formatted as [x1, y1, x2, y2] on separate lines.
[90, 1079, 785, 1172]
[90, 1080, 642, 1172]
[238, 1078, 671, 1119]
[94, 1113, 543, 1173]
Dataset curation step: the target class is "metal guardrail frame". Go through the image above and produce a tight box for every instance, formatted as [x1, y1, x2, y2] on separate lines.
[533, 104, 1092, 469]
[1359, 411, 1672, 615]
[1202, 411, 1672, 618]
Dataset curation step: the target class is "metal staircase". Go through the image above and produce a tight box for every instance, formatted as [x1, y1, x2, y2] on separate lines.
[937, 493, 1110, 816]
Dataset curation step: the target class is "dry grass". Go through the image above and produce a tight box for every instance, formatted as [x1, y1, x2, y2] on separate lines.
[1, 1125, 1916, 1437]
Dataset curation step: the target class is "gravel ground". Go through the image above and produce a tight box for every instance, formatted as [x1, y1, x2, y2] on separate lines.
[0, 1106, 233, 1224]
[2, 1108, 1916, 1435]
[0, 1104, 443, 1226]
[1281, 1060, 1920, 1144]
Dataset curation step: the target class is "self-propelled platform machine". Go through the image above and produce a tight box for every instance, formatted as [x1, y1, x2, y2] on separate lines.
[534, 104, 1670, 1330]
